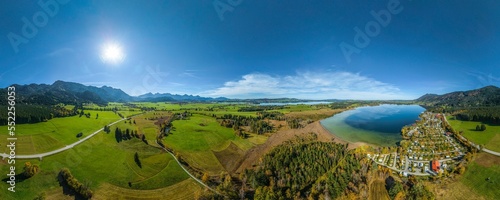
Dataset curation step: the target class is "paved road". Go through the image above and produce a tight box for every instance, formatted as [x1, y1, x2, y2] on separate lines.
[1, 118, 126, 160]
[155, 141, 220, 195]
[1, 113, 221, 195]
[483, 148, 500, 156]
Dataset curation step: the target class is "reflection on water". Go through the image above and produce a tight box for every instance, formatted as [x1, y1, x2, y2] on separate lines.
[321, 104, 425, 146]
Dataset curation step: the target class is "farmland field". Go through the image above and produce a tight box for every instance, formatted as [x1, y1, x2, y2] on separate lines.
[460, 153, 500, 199]
[0, 101, 354, 199]
[369, 180, 390, 200]
[0, 119, 190, 200]
[446, 116, 500, 152]
[164, 114, 257, 174]
[0, 111, 121, 154]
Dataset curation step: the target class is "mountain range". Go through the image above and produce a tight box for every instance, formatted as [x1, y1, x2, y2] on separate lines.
[0, 80, 227, 106]
[2, 81, 499, 107]
[417, 85, 500, 107]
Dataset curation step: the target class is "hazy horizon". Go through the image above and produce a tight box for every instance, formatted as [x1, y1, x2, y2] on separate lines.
[4, 79, 499, 101]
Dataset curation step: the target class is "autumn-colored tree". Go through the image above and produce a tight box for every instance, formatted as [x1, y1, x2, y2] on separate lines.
[202, 172, 210, 183]
[23, 162, 40, 177]
[458, 166, 466, 175]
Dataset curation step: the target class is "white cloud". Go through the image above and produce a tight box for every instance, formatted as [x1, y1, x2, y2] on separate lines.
[203, 71, 412, 100]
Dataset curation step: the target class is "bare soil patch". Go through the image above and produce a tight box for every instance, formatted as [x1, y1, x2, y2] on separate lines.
[475, 152, 500, 167]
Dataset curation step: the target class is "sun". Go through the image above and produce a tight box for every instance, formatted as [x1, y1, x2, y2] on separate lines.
[100, 42, 125, 64]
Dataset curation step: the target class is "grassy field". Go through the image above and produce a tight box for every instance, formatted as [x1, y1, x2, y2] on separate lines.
[433, 153, 500, 200]
[83, 103, 144, 117]
[432, 180, 487, 200]
[369, 180, 390, 200]
[164, 114, 256, 174]
[0, 122, 189, 200]
[92, 179, 201, 200]
[0, 111, 122, 154]
[446, 116, 500, 152]
[129, 111, 171, 146]
[0, 102, 343, 199]
[459, 153, 500, 199]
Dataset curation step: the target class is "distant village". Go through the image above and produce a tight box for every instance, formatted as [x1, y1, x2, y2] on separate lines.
[368, 112, 468, 177]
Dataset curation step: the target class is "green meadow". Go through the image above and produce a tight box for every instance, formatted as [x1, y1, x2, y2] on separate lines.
[0, 102, 334, 199]
[0, 122, 190, 200]
[0, 111, 121, 154]
[164, 114, 258, 174]
[447, 116, 500, 152]
[460, 160, 500, 199]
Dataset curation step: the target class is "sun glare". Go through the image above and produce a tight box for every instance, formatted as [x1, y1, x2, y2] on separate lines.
[101, 42, 125, 64]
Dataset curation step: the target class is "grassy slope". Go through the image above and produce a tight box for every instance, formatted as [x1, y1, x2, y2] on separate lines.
[0, 103, 333, 199]
[0, 123, 189, 200]
[369, 180, 390, 200]
[446, 116, 500, 152]
[0, 111, 121, 154]
[130, 111, 170, 146]
[92, 179, 201, 200]
[460, 162, 500, 199]
[164, 114, 255, 174]
[433, 153, 500, 200]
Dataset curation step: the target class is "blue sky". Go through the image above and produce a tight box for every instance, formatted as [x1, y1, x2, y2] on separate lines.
[1, 0, 499, 100]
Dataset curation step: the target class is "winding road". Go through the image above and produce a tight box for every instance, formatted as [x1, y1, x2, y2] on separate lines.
[155, 141, 220, 195]
[0, 113, 220, 195]
[1, 118, 126, 160]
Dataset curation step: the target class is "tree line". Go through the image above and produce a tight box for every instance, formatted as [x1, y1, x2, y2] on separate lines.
[0, 104, 78, 125]
[58, 168, 93, 199]
[114, 127, 145, 143]
[217, 114, 274, 135]
[452, 107, 500, 124]
[237, 106, 285, 112]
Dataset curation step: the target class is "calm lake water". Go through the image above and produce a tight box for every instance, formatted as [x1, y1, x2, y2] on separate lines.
[259, 101, 332, 106]
[321, 104, 425, 146]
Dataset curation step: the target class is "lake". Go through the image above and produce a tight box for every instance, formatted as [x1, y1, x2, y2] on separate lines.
[259, 101, 332, 106]
[320, 104, 425, 146]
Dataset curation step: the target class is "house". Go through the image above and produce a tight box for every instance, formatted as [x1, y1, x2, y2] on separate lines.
[431, 160, 440, 172]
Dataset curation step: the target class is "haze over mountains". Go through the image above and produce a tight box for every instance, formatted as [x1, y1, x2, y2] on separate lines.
[2, 81, 500, 106]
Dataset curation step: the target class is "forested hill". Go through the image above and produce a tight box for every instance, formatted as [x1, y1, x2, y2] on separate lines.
[417, 85, 500, 107]
[0, 81, 230, 106]
[0, 80, 131, 106]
